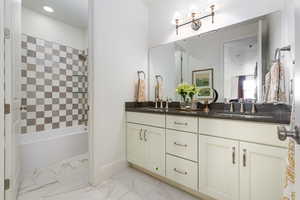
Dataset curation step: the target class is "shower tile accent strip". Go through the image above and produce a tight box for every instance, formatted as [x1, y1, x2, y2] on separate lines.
[21, 34, 88, 134]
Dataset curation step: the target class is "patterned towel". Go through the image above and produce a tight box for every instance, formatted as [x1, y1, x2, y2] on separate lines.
[282, 139, 296, 200]
[135, 79, 146, 102]
[264, 62, 287, 103]
[155, 81, 163, 100]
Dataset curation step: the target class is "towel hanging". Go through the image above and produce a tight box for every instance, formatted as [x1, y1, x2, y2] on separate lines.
[136, 70, 146, 102]
[155, 75, 163, 100]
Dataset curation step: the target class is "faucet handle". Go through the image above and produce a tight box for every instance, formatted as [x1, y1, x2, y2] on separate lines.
[251, 100, 256, 114]
[239, 98, 245, 113]
[230, 102, 234, 112]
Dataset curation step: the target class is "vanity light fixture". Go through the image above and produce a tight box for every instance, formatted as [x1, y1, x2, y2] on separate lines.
[175, 5, 215, 35]
[43, 6, 54, 13]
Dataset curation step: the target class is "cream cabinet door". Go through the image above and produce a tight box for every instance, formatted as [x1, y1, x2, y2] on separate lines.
[127, 123, 145, 168]
[144, 126, 165, 176]
[240, 142, 286, 200]
[199, 135, 239, 200]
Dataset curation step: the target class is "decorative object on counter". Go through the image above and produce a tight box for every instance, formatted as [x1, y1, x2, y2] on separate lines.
[188, 85, 200, 110]
[192, 68, 214, 99]
[264, 45, 291, 104]
[175, 5, 215, 35]
[136, 70, 146, 102]
[197, 88, 218, 112]
[203, 100, 210, 113]
[155, 75, 163, 101]
[198, 88, 218, 104]
[175, 83, 189, 102]
[176, 83, 199, 109]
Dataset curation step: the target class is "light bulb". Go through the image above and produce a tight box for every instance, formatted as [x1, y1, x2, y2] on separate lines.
[43, 6, 54, 13]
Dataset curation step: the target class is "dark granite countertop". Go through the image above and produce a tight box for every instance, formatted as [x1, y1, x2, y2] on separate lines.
[125, 102, 291, 124]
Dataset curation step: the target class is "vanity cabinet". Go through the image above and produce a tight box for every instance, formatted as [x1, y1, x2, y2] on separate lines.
[127, 123, 165, 176]
[199, 136, 240, 200]
[239, 142, 286, 200]
[199, 135, 286, 200]
[127, 123, 146, 167]
[126, 111, 288, 200]
[166, 154, 198, 191]
[166, 129, 198, 162]
[166, 115, 198, 133]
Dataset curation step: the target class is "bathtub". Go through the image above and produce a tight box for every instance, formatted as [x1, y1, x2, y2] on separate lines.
[19, 126, 88, 174]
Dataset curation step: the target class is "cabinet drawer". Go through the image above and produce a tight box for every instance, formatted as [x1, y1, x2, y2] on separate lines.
[127, 112, 165, 128]
[166, 115, 198, 133]
[166, 130, 197, 161]
[198, 118, 287, 148]
[166, 155, 198, 191]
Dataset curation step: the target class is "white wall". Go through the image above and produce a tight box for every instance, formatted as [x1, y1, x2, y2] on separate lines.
[22, 7, 87, 50]
[90, 0, 148, 183]
[148, 0, 284, 47]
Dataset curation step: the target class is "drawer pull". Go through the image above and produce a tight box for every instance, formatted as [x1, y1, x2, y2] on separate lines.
[174, 121, 188, 126]
[139, 129, 143, 141]
[174, 142, 188, 148]
[243, 149, 247, 167]
[174, 168, 188, 175]
[143, 129, 147, 142]
[232, 147, 236, 164]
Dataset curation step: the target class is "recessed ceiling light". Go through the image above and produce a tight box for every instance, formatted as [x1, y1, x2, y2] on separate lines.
[43, 6, 54, 13]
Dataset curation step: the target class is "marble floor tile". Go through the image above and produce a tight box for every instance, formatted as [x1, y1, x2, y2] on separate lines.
[18, 156, 201, 200]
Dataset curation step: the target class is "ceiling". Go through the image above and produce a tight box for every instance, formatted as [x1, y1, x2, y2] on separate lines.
[22, 0, 88, 29]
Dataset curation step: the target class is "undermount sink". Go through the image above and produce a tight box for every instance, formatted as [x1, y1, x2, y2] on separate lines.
[215, 112, 274, 119]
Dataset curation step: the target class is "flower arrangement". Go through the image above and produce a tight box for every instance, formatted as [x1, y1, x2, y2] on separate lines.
[187, 84, 200, 101]
[176, 83, 200, 102]
[175, 83, 190, 102]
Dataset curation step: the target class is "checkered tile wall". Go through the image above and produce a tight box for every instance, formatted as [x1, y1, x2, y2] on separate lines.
[21, 34, 88, 134]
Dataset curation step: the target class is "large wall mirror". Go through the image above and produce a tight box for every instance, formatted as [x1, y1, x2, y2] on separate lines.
[149, 11, 290, 104]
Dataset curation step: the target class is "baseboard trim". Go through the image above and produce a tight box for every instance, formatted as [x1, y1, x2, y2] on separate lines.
[93, 159, 128, 185]
[130, 163, 216, 200]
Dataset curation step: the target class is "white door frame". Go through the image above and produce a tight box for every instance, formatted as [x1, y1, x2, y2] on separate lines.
[4, 0, 22, 199]
[88, 0, 96, 185]
[0, 0, 6, 198]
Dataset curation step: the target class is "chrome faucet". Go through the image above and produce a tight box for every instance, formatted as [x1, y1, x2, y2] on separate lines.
[166, 98, 172, 110]
[160, 99, 164, 109]
[155, 98, 158, 109]
[225, 98, 234, 113]
[239, 98, 245, 113]
[230, 102, 234, 113]
[251, 100, 256, 114]
[166, 98, 169, 110]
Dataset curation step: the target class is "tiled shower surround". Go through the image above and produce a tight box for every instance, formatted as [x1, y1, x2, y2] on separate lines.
[21, 34, 88, 134]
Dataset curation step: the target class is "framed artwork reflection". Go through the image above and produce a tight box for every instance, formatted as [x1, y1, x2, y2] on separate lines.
[192, 68, 214, 99]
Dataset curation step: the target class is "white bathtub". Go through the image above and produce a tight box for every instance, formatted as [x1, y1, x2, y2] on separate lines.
[19, 126, 88, 174]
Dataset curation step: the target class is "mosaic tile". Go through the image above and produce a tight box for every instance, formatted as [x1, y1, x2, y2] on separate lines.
[21, 34, 88, 134]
